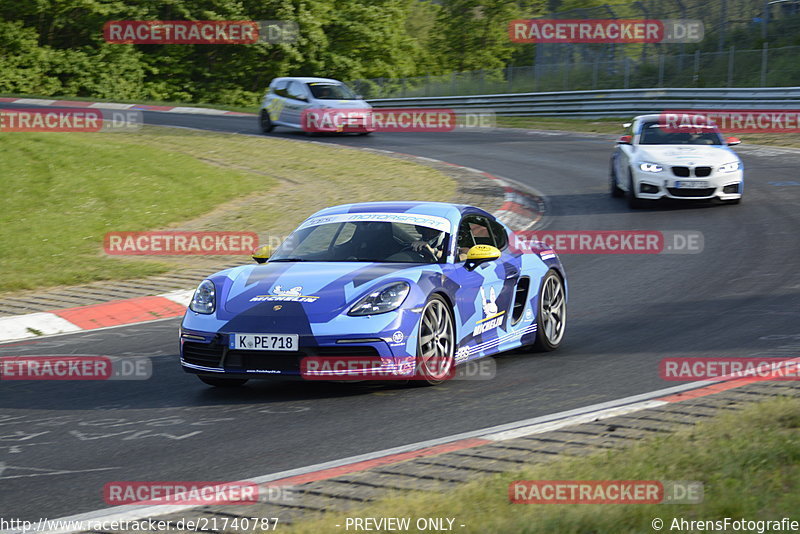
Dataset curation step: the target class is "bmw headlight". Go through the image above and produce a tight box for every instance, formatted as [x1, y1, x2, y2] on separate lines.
[719, 161, 742, 173]
[189, 280, 216, 314]
[638, 162, 663, 173]
[348, 282, 410, 316]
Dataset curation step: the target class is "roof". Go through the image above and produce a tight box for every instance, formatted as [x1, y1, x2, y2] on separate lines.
[270, 77, 344, 85]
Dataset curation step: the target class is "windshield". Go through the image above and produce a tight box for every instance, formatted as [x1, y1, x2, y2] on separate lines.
[270, 221, 449, 263]
[639, 121, 724, 146]
[307, 82, 359, 100]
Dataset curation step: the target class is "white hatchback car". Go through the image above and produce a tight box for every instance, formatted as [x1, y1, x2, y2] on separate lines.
[259, 76, 374, 134]
[610, 114, 743, 208]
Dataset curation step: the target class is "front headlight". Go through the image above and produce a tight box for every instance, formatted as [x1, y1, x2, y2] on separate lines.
[718, 161, 742, 173]
[189, 280, 216, 314]
[348, 282, 410, 316]
[638, 162, 663, 173]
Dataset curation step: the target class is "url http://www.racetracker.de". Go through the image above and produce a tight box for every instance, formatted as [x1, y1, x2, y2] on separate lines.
[0, 517, 281, 533]
[653, 517, 799, 533]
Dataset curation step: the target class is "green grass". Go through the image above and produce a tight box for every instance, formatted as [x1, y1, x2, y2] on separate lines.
[281, 396, 800, 534]
[0, 127, 455, 293]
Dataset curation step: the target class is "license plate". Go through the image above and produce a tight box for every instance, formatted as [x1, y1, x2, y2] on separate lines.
[675, 181, 709, 189]
[229, 333, 298, 351]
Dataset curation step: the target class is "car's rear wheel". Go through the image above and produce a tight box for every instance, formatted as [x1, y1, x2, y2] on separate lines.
[198, 375, 249, 388]
[610, 160, 623, 197]
[259, 110, 274, 133]
[533, 270, 566, 351]
[414, 295, 455, 386]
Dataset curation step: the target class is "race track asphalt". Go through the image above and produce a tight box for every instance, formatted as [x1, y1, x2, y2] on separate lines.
[2, 109, 799, 520]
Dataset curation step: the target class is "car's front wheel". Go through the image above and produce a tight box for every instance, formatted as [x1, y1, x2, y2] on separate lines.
[259, 110, 274, 133]
[610, 159, 624, 198]
[198, 375, 249, 388]
[627, 169, 649, 209]
[414, 295, 455, 386]
[533, 270, 566, 351]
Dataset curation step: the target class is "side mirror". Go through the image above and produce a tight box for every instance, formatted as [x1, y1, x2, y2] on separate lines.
[617, 135, 632, 145]
[622, 122, 632, 128]
[464, 244, 501, 271]
[252, 245, 272, 264]
[726, 137, 741, 146]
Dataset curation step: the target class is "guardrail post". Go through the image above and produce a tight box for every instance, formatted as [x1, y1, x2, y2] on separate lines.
[761, 42, 769, 86]
[693, 50, 701, 86]
[727, 46, 735, 87]
[658, 54, 665, 87]
[592, 54, 599, 89]
[624, 57, 630, 89]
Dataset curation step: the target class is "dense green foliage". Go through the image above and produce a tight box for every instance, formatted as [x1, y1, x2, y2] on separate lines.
[0, 0, 797, 105]
[0, 0, 542, 105]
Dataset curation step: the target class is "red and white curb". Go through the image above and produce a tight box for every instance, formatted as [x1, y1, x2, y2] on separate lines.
[0, 290, 193, 342]
[0, 97, 254, 116]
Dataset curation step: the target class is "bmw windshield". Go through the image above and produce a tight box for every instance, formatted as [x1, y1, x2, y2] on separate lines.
[270, 218, 450, 264]
[639, 121, 724, 145]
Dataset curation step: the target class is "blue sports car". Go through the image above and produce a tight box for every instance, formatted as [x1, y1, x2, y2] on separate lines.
[179, 201, 567, 387]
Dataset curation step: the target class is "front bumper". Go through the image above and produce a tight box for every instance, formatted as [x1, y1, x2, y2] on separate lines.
[632, 168, 743, 201]
[179, 329, 414, 379]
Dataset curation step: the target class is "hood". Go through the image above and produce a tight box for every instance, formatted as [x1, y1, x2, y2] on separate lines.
[634, 145, 739, 166]
[214, 262, 428, 320]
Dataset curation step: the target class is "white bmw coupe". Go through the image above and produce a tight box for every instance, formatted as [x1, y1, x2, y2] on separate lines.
[610, 114, 743, 208]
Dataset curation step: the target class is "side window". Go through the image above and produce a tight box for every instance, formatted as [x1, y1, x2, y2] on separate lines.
[456, 215, 497, 262]
[287, 81, 308, 101]
[272, 80, 289, 97]
[489, 219, 508, 250]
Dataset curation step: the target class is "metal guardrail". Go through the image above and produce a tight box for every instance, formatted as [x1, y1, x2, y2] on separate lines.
[367, 87, 800, 118]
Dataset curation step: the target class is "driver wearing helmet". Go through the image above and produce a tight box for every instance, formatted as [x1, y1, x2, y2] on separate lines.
[410, 225, 445, 260]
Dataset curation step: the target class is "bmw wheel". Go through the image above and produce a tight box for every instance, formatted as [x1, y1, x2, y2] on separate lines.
[533, 270, 566, 351]
[414, 295, 455, 386]
[610, 159, 623, 197]
[627, 169, 648, 209]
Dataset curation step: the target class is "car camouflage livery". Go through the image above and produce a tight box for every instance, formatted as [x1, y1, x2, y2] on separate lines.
[610, 114, 744, 208]
[179, 202, 567, 387]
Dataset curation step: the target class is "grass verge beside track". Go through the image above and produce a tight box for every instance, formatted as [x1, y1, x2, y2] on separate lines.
[0, 126, 455, 293]
[280, 396, 800, 534]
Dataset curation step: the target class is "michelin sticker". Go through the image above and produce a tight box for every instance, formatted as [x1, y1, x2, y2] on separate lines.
[250, 285, 319, 303]
[473, 286, 505, 336]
